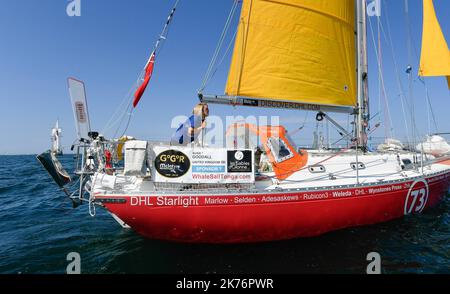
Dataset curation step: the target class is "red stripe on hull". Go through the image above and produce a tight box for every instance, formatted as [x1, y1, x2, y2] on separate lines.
[99, 173, 450, 243]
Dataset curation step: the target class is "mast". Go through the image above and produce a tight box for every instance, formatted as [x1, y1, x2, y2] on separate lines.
[356, 0, 369, 148]
[55, 122, 60, 153]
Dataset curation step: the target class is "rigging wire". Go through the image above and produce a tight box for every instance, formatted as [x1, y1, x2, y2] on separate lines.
[378, 13, 394, 139]
[405, 0, 438, 145]
[199, 0, 240, 93]
[400, 3, 439, 137]
[381, 0, 412, 146]
[377, 14, 383, 135]
[113, 101, 134, 139]
[204, 27, 239, 91]
[402, 0, 440, 141]
[404, 0, 419, 148]
[102, 0, 180, 138]
[368, 14, 394, 140]
[101, 70, 142, 137]
[288, 111, 309, 137]
[418, 77, 439, 134]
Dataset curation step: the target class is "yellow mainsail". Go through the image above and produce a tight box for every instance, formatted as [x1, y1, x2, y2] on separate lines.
[225, 0, 357, 107]
[419, 0, 450, 88]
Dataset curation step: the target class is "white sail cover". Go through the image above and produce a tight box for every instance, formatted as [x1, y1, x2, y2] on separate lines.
[417, 135, 450, 156]
[377, 138, 404, 152]
[68, 78, 91, 140]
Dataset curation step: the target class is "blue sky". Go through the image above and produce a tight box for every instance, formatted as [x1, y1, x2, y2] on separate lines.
[0, 0, 449, 154]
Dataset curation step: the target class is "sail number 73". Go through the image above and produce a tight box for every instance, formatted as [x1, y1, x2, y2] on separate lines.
[404, 180, 429, 215]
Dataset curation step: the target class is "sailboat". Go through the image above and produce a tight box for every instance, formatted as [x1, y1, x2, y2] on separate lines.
[51, 120, 63, 156]
[38, 0, 450, 243]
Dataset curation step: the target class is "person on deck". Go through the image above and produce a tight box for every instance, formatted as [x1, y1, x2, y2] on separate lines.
[170, 103, 209, 146]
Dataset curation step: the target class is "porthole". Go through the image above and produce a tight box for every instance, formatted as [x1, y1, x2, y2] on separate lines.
[351, 162, 366, 170]
[308, 165, 326, 173]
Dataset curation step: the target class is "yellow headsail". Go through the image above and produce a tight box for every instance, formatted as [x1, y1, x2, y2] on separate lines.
[225, 0, 357, 107]
[419, 0, 450, 88]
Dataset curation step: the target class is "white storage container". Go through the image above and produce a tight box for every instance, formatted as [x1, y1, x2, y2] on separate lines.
[124, 140, 148, 176]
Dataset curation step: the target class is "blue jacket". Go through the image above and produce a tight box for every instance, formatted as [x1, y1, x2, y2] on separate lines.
[170, 114, 202, 146]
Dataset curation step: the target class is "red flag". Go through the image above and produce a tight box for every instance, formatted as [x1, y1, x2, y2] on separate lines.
[133, 53, 155, 108]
